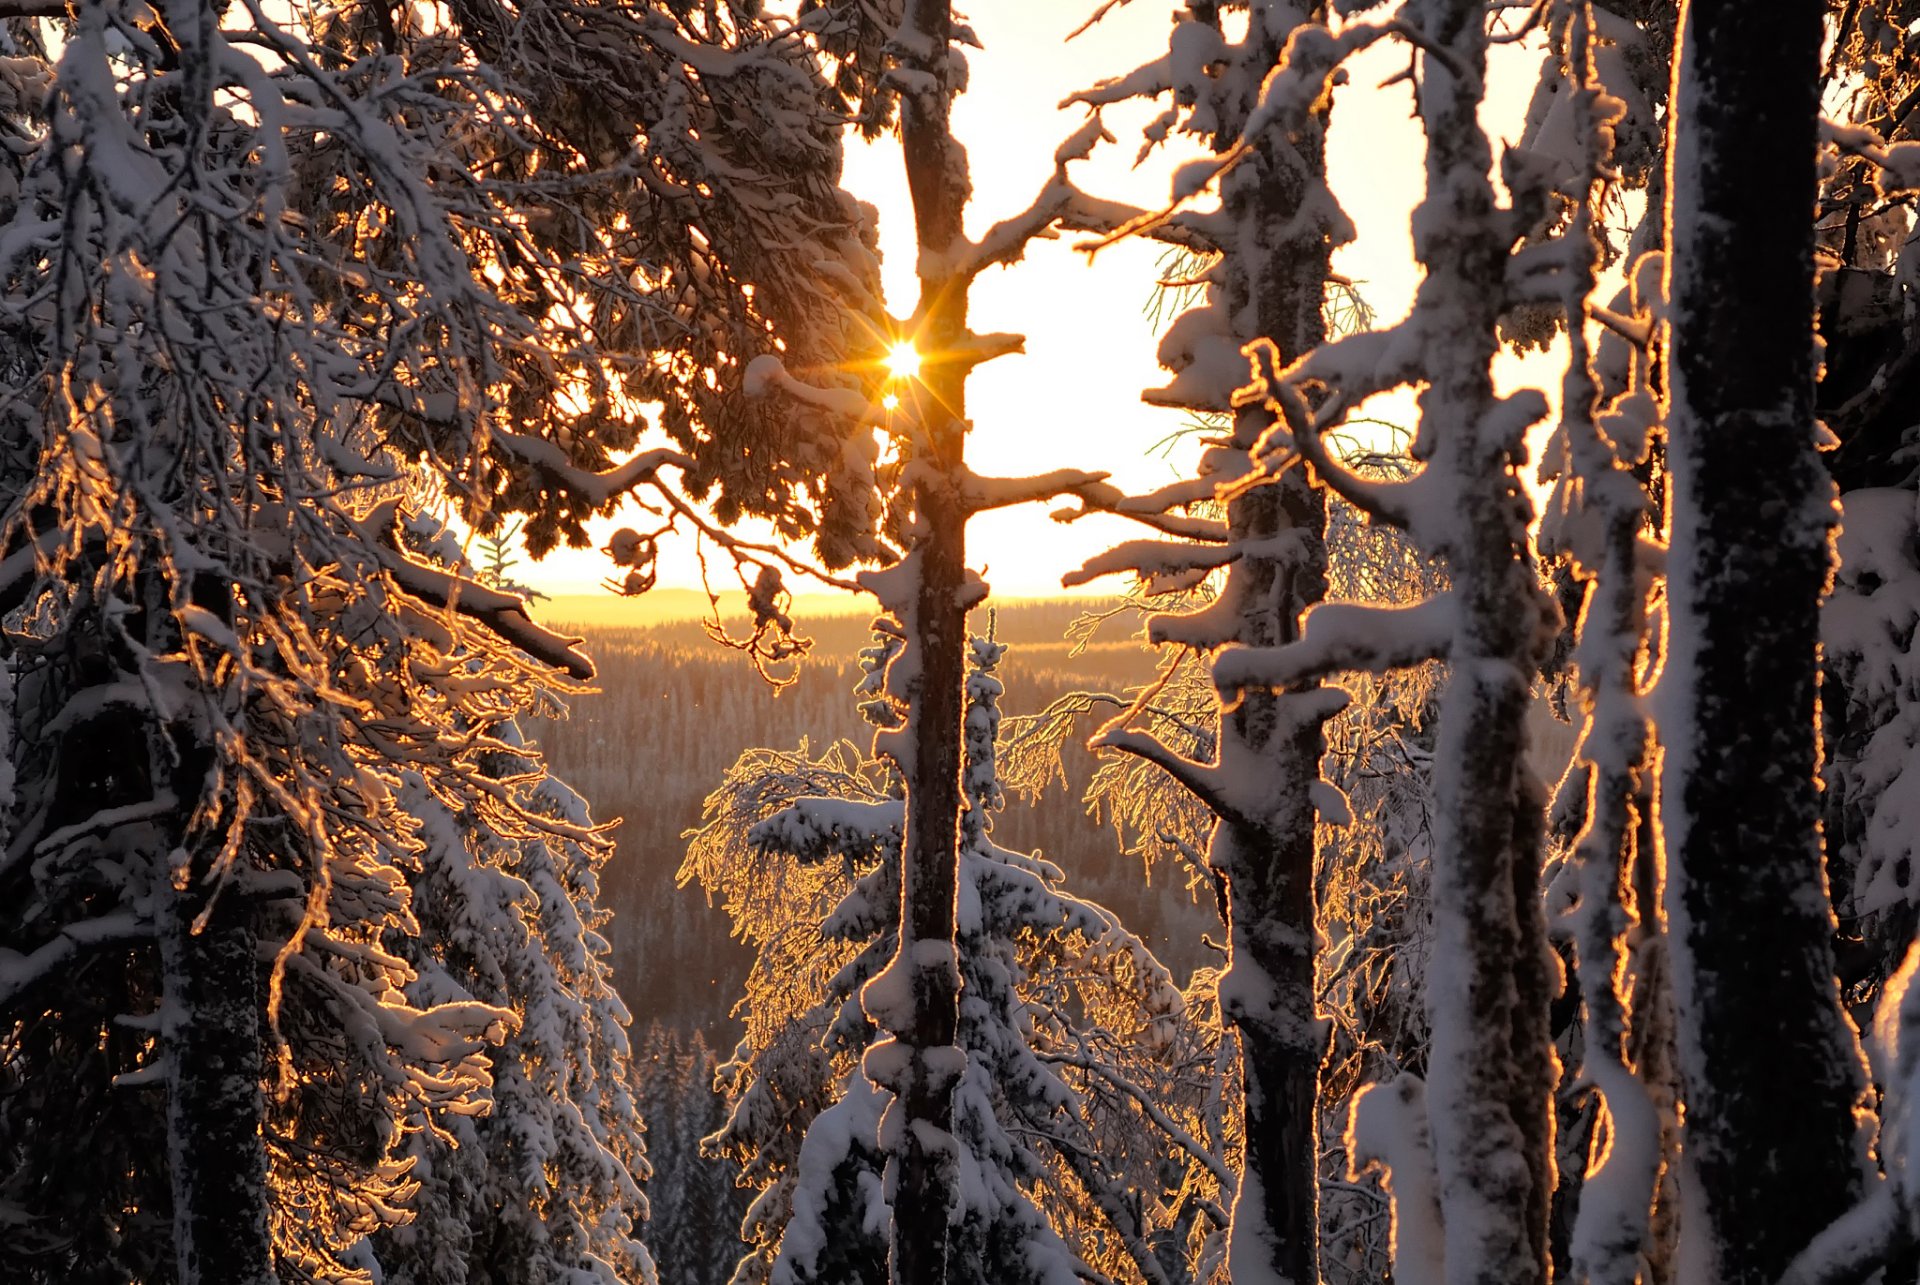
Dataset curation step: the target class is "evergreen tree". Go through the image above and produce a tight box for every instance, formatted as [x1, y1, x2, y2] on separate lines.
[1061, 5, 1341, 1277]
[688, 636, 1208, 1285]
[1661, 5, 1874, 1283]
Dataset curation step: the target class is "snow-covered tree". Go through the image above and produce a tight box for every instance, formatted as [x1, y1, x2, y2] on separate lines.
[0, 2, 766, 1278]
[366, 730, 653, 1285]
[1084, 3, 1582, 1281]
[1053, 5, 1344, 1278]
[687, 634, 1213, 1285]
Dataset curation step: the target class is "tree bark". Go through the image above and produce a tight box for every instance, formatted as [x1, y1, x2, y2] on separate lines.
[161, 868, 275, 1285]
[1661, 5, 1872, 1284]
[1210, 6, 1333, 1279]
[1410, 3, 1559, 1281]
[881, 4, 972, 1284]
[155, 576, 277, 1285]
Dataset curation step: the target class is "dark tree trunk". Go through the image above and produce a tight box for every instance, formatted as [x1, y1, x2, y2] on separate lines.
[881, 4, 972, 1283]
[161, 868, 274, 1285]
[153, 574, 275, 1285]
[1662, 4, 1871, 1283]
[1214, 7, 1333, 1272]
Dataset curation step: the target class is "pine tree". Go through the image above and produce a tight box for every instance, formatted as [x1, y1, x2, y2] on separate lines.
[688, 635, 1208, 1285]
[1060, 5, 1341, 1277]
[1660, 5, 1874, 1283]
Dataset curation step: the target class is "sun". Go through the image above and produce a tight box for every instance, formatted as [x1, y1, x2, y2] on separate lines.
[884, 340, 921, 381]
[882, 392, 901, 411]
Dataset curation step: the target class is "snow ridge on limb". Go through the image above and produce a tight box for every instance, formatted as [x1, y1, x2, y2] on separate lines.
[358, 500, 597, 681]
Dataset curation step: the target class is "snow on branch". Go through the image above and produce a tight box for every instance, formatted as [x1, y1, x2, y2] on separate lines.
[358, 500, 596, 681]
[1050, 479, 1230, 543]
[960, 467, 1112, 514]
[743, 353, 877, 422]
[1824, 117, 1920, 198]
[1092, 725, 1243, 827]
[490, 431, 693, 509]
[1241, 339, 1425, 529]
[1080, 17, 1407, 252]
[1213, 594, 1457, 697]
[1062, 540, 1241, 588]
[750, 796, 904, 864]
[0, 913, 151, 1010]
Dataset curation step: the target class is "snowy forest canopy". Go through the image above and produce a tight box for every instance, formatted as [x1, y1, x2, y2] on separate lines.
[4, 2, 1920, 1285]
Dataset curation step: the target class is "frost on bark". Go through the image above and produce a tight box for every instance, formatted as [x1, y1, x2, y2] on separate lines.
[1661, 4, 1873, 1283]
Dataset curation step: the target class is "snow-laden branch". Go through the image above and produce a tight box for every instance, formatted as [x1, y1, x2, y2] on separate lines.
[0, 913, 151, 1010]
[1213, 594, 1456, 696]
[358, 500, 595, 681]
[1063, 539, 1242, 588]
[1093, 725, 1242, 826]
[743, 353, 878, 422]
[1079, 16, 1407, 252]
[1824, 117, 1920, 197]
[1244, 340, 1422, 528]
[959, 115, 1113, 278]
[490, 431, 692, 508]
[1050, 479, 1231, 543]
[961, 466, 1112, 514]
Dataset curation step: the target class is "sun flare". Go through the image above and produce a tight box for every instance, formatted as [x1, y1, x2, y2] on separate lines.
[884, 340, 922, 381]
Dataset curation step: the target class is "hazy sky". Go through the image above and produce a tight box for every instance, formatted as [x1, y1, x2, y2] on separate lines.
[517, 3, 1548, 601]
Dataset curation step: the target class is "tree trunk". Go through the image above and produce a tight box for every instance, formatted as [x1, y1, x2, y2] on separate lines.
[880, 4, 972, 1283]
[1411, 3, 1559, 1281]
[1661, 4, 1871, 1283]
[161, 867, 275, 1285]
[153, 576, 276, 1285]
[1213, 6, 1333, 1276]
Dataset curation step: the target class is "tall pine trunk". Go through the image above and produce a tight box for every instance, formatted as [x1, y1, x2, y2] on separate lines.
[877, 4, 971, 1283]
[1212, 7, 1332, 1277]
[155, 578, 276, 1285]
[1661, 4, 1871, 1283]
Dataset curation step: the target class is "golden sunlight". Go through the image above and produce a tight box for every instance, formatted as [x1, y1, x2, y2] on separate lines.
[884, 341, 922, 381]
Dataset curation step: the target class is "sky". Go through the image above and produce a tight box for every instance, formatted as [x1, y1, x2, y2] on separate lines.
[517, 3, 1550, 604]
